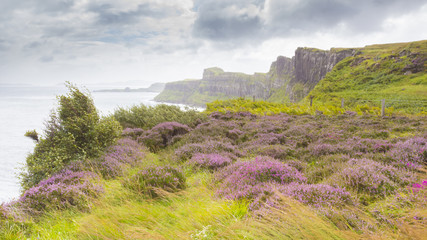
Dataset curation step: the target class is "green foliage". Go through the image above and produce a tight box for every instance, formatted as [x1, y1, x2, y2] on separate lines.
[21, 83, 122, 190]
[113, 103, 206, 129]
[206, 98, 392, 116]
[24, 130, 39, 142]
[307, 40, 427, 113]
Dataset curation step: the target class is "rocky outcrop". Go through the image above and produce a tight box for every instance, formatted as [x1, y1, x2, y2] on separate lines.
[155, 47, 354, 106]
[286, 48, 354, 101]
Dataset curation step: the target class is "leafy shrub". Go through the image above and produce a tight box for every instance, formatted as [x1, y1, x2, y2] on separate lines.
[215, 156, 306, 209]
[96, 138, 146, 178]
[188, 153, 233, 171]
[21, 84, 122, 189]
[124, 166, 186, 198]
[18, 170, 103, 215]
[138, 122, 191, 152]
[113, 104, 206, 129]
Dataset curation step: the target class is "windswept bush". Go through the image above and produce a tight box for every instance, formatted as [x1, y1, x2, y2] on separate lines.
[18, 170, 103, 215]
[22, 83, 122, 190]
[138, 122, 191, 152]
[188, 153, 233, 171]
[124, 166, 186, 198]
[113, 104, 206, 129]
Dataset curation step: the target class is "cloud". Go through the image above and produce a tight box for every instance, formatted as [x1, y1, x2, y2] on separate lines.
[193, 0, 427, 42]
[193, 0, 265, 41]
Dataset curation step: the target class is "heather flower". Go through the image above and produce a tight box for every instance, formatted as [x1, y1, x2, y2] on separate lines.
[18, 170, 103, 215]
[124, 165, 186, 198]
[188, 153, 233, 171]
[215, 156, 306, 209]
[333, 158, 414, 198]
[387, 137, 427, 170]
[96, 138, 146, 178]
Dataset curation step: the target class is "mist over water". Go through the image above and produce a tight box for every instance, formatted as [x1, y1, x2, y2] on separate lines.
[0, 86, 167, 203]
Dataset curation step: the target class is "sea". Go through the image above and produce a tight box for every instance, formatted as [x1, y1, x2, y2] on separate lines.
[0, 85, 185, 204]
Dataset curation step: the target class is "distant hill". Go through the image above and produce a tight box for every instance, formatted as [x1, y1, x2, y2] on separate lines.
[95, 82, 165, 93]
[305, 40, 427, 111]
[154, 40, 426, 111]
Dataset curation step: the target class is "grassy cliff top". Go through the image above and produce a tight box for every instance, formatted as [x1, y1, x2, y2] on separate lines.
[305, 40, 427, 113]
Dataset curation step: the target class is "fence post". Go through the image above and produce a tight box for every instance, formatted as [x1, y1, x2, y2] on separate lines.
[310, 96, 314, 107]
[381, 99, 385, 117]
[253, 95, 256, 102]
[341, 98, 345, 108]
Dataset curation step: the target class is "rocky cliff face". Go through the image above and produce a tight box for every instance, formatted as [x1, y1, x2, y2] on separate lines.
[155, 47, 354, 106]
[286, 48, 354, 101]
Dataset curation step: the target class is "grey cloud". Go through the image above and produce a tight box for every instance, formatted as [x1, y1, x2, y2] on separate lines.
[39, 55, 54, 62]
[32, 0, 75, 14]
[0, 39, 10, 51]
[193, 0, 427, 42]
[89, 3, 178, 25]
[193, 0, 265, 41]
[268, 0, 427, 34]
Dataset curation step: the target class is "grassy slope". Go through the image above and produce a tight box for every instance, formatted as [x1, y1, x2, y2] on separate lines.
[306, 40, 427, 112]
[7, 159, 352, 240]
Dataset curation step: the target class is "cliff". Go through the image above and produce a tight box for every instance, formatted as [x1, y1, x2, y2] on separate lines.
[154, 46, 354, 106]
[307, 40, 427, 110]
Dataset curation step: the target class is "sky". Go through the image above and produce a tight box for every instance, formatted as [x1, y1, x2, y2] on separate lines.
[0, 0, 426, 87]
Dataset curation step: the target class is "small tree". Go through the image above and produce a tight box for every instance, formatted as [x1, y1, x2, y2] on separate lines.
[21, 83, 122, 190]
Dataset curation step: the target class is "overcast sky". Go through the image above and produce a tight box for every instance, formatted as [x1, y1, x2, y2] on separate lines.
[1, 0, 426, 87]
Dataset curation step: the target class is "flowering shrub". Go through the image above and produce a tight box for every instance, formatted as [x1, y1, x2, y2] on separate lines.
[124, 166, 186, 198]
[387, 137, 427, 170]
[410, 180, 427, 193]
[278, 183, 353, 208]
[18, 170, 103, 215]
[245, 144, 294, 160]
[175, 140, 241, 161]
[215, 156, 306, 209]
[96, 138, 146, 178]
[336, 158, 414, 199]
[188, 153, 233, 171]
[122, 128, 144, 139]
[138, 122, 191, 152]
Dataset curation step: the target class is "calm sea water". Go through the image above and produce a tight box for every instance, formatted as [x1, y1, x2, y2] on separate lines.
[0, 86, 179, 203]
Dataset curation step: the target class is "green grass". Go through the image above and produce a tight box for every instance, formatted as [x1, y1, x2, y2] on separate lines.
[307, 40, 427, 113]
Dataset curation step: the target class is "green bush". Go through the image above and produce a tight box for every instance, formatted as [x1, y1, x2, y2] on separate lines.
[21, 83, 122, 190]
[113, 104, 206, 129]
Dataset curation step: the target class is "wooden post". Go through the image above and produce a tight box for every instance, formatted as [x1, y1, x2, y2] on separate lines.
[310, 96, 314, 107]
[341, 98, 345, 108]
[253, 95, 256, 102]
[381, 99, 385, 117]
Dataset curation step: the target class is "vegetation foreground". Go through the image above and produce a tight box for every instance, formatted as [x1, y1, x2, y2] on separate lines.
[1, 86, 426, 239]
